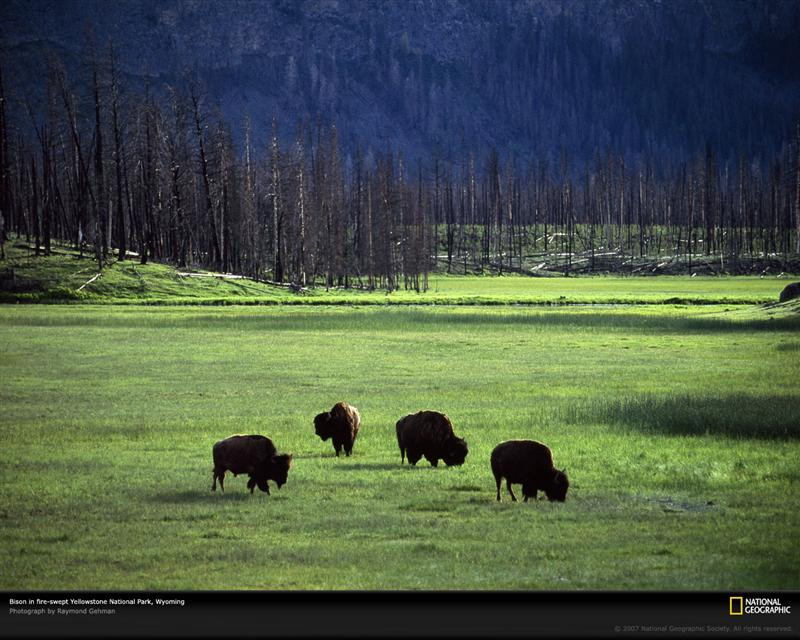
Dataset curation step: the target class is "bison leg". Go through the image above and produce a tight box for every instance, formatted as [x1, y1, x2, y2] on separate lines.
[400, 447, 406, 464]
[247, 477, 256, 494]
[427, 456, 439, 467]
[407, 449, 421, 466]
[495, 476, 502, 501]
[212, 466, 227, 492]
[506, 480, 517, 502]
[522, 482, 538, 502]
[333, 441, 342, 457]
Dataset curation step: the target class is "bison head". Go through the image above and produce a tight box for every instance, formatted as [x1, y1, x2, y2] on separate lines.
[314, 412, 332, 440]
[443, 437, 468, 466]
[544, 467, 569, 502]
[270, 454, 293, 488]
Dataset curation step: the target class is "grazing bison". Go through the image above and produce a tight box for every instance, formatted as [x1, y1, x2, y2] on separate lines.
[779, 282, 800, 303]
[490, 440, 569, 502]
[396, 410, 468, 467]
[211, 434, 292, 494]
[314, 402, 361, 456]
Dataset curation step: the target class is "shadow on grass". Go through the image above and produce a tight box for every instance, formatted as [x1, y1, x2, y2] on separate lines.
[565, 393, 800, 439]
[150, 490, 259, 504]
[5, 306, 799, 335]
[296, 453, 340, 460]
[449, 484, 483, 492]
[332, 462, 400, 471]
[401, 501, 456, 513]
[398, 309, 800, 334]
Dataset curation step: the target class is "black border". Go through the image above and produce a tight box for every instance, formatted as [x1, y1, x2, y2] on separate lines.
[2, 590, 798, 638]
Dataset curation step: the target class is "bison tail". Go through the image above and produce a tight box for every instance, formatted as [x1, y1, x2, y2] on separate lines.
[490, 458, 504, 485]
[396, 429, 405, 464]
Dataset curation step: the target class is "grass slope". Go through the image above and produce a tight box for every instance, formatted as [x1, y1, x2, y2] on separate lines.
[1, 304, 798, 589]
[1, 239, 795, 305]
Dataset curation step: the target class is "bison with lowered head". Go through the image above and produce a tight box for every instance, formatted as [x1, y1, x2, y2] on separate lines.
[211, 434, 292, 494]
[314, 402, 361, 456]
[779, 282, 800, 303]
[396, 410, 468, 467]
[490, 440, 569, 502]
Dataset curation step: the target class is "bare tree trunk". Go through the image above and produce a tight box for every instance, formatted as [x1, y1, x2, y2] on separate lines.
[0, 63, 8, 256]
[109, 42, 127, 261]
[270, 118, 283, 283]
[795, 123, 800, 254]
[190, 85, 222, 270]
[296, 139, 307, 287]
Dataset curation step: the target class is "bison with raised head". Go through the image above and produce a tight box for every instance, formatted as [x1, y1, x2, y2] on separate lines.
[211, 434, 292, 494]
[313, 402, 361, 457]
[396, 410, 468, 467]
[490, 440, 569, 502]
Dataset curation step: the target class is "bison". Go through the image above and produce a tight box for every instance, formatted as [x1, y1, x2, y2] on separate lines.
[779, 282, 800, 303]
[211, 434, 292, 494]
[395, 410, 468, 467]
[490, 440, 569, 502]
[313, 402, 361, 456]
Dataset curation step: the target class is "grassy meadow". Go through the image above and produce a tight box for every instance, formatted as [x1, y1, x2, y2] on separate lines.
[1, 299, 799, 590]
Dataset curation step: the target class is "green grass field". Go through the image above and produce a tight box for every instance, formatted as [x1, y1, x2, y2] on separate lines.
[1, 300, 799, 590]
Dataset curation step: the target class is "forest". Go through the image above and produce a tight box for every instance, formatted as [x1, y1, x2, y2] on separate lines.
[1, 45, 799, 292]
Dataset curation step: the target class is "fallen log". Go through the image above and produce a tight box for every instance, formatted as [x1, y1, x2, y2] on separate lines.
[77, 273, 102, 291]
[177, 272, 245, 279]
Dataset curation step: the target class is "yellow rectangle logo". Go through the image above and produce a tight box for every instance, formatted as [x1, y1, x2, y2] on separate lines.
[730, 597, 744, 615]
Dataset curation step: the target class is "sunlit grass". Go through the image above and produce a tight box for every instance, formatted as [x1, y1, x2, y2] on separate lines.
[0, 303, 798, 589]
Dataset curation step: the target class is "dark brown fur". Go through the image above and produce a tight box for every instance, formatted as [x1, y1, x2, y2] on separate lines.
[490, 440, 569, 502]
[779, 282, 800, 303]
[395, 410, 468, 467]
[314, 402, 361, 456]
[211, 434, 292, 494]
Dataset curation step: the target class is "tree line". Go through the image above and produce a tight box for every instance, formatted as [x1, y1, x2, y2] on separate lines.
[1, 48, 799, 289]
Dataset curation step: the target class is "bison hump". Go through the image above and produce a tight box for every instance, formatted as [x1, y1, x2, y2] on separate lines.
[331, 402, 359, 422]
[491, 439, 554, 468]
[397, 410, 456, 447]
[779, 282, 800, 303]
[213, 434, 276, 465]
[329, 402, 360, 434]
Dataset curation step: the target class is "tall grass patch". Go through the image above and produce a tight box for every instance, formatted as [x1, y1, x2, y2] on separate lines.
[563, 393, 800, 438]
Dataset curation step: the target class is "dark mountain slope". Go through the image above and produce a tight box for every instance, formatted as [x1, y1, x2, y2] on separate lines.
[1, 0, 798, 166]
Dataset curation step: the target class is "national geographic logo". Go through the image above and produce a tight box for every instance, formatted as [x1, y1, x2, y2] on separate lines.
[730, 596, 792, 615]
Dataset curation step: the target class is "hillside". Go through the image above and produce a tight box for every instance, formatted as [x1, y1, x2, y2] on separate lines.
[0, 240, 289, 304]
[3, 238, 799, 312]
[2, 0, 799, 165]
